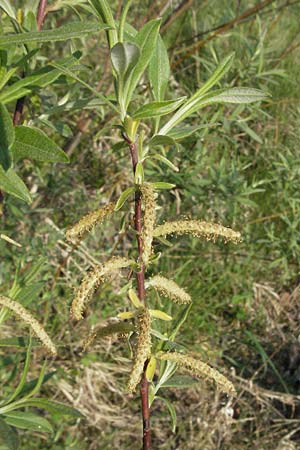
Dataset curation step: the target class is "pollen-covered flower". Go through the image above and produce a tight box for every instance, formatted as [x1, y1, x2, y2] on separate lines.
[66, 203, 115, 245]
[127, 308, 152, 393]
[147, 275, 191, 304]
[157, 351, 236, 396]
[153, 220, 241, 244]
[71, 257, 132, 320]
[0, 296, 57, 356]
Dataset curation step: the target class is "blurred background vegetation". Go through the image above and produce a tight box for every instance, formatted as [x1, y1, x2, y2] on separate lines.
[1, 0, 300, 448]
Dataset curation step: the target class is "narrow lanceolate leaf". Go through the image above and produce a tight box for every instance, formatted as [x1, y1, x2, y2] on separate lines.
[88, 0, 118, 48]
[152, 154, 179, 172]
[0, 53, 81, 105]
[0, 296, 57, 355]
[189, 53, 235, 102]
[0, 103, 14, 170]
[0, 22, 110, 47]
[0, 167, 32, 204]
[4, 412, 53, 434]
[132, 97, 186, 120]
[149, 36, 170, 101]
[149, 309, 172, 321]
[0, 417, 19, 450]
[128, 289, 143, 308]
[114, 187, 135, 211]
[11, 399, 83, 418]
[148, 135, 177, 148]
[153, 219, 242, 243]
[151, 182, 175, 190]
[156, 351, 236, 396]
[111, 42, 140, 80]
[11, 126, 69, 163]
[0, 0, 16, 19]
[124, 19, 161, 108]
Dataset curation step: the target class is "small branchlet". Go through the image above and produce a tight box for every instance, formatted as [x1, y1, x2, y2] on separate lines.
[83, 321, 135, 351]
[153, 220, 241, 244]
[141, 183, 156, 265]
[71, 257, 132, 321]
[65, 203, 115, 245]
[147, 275, 192, 304]
[127, 308, 152, 393]
[0, 296, 57, 356]
[157, 351, 236, 396]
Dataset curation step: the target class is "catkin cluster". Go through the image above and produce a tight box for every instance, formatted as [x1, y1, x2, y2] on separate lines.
[127, 308, 152, 393]
[153, 220, 241, 244]
[141, 183, 156, 265]
[0, 296, 57, 356]
[66, 203, 115, 245]
[157, 351, 236, 396]
[147, 275, 191, 304]
[71, 257, 132, 320]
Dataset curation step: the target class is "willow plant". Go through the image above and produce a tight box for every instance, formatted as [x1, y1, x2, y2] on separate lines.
[62, 1, 269, 448]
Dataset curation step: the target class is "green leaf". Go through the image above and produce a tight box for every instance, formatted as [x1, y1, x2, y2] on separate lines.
[124, 18, 161, 108]
[0, 1, 16, 19]
[167, 125, 208, 141]
[0, 167, 32, 204]
[0, 103, 14, 170]
[157, 396, 177, 433]
[5, 336, 32, 405]
[0, 53, 81, 105]
[114, 187, 135, 211]
[111, 42, 140, 80]
[49, 61, 119, 113]
[159, 87, 269, 135]
[169, 303, 192, 341]
[12, 399, 83, 418]
[132, 97, 186, 120]
[151, 154, 179, 172]
[151, 182, 175, 190]
[0, 418, 19, 450]
[149, 36, 170, 101]
[189, 53, 235, 102]
[0, 22, 110, 47]
[4, 412, 53, 434]
[148, 135, 177, 147]
[88, 0, 118, 48]
[161, 374, 199, 389]
[0, 68, 18, 92]
[0, 337, 40, 348]
[11, 126, 69, 163]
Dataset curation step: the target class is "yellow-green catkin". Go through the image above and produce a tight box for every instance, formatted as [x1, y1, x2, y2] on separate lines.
[0, 296, 57, 356]
[65, 203, 115, 245]
[127, 308, 151, 393]
[71, 257, 132, 321]
[153, 220, 241, 244]
[141, 183, 156, 265]
[147, 275, 192, 304]
[157, 351, 236, 396]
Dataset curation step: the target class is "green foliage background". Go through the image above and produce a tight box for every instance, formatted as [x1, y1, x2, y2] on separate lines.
[1, 1, 300, 449]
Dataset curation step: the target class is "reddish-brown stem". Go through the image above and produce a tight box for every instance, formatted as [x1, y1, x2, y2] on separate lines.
[124, 133, 151, 449]
[13, 0, 48, 126]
